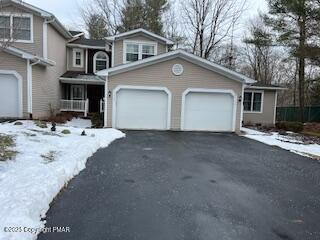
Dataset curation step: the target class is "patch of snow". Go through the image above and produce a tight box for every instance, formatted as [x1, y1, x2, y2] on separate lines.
[63, 118, 92, 128]
[242, 127, 320, 158]
[0, 121, 124, 240]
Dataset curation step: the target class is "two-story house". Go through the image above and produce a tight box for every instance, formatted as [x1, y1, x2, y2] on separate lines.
[0, 0, 285, 132]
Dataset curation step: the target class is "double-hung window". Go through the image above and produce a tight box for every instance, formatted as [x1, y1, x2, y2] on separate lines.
[0, 16, 10, 40]
[0, 14, 32, 42]
[244, 91, 263, 113]
[73, 48, 84, 68]
[124, 41, 156, 63]
[126, 43, 139, 62]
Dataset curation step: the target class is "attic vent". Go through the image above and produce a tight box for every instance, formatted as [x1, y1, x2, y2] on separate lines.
[172, 64, 184, 76]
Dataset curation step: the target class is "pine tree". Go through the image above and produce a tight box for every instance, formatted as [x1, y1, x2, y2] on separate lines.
[119, 0, 168, 34]
[264, 0, 320, 122]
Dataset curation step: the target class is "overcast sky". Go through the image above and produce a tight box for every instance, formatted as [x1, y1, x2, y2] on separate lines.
[25, 0, 269, 34]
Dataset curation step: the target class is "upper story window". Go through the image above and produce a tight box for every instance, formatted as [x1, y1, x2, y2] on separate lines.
[94, 51, 108, 73]
[73, 48, 84, 68]
[124, 41, 157, 63]
[244, 91, 263, 113]
[0, 14, 33, 43]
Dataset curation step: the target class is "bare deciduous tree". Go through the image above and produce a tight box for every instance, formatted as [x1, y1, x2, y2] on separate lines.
[182, 0, 247, 59]
[82, 0, 123, 36]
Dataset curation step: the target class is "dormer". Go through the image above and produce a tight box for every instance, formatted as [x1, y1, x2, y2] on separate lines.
[106, 28, 174, 67]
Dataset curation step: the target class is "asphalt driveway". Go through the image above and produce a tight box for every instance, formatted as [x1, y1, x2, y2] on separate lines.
[38, 131, 320, 240]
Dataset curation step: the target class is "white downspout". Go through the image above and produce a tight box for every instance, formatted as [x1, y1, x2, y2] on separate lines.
[27, 60, 41, 117]
[104, 75, 108, 127]
[27, 60, 32, 116]
[273, 91, 278, 125]
[111, 41, 115, 67]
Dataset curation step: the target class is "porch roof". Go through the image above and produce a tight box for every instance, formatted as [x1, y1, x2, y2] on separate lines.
[60, 71, 105, 85]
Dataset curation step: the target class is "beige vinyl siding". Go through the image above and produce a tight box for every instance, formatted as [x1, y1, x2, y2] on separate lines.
[0, 51, 28, 117]
[32, 24, 67, 118]
[243, 90, 276, 126]
[107, 58, 243, 132]
[113, 34, 167, 67]
[2, 5, 44, 57]
[67, 47, 86, 72]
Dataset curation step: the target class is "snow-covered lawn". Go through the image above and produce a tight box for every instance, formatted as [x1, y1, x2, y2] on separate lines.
[64, 118, 92, 128]
[242, 127, 320, 159]
[0, 120, 124, 240]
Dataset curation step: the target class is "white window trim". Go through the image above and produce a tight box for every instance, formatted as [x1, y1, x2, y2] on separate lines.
[123, 40, 158, 64]
[243, 90, 264, 114]
[73, 48, 84, 68]
[180, 88, 237, 132]
[0, 12, 34, 43]
[111, 85, 171, 130]
[93, 51, 109, 73]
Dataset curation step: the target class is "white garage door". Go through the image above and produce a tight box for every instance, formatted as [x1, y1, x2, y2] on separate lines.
[115, 88, 170, 130]
[0, 74, 20, 118]
[183, 91, 235, 132]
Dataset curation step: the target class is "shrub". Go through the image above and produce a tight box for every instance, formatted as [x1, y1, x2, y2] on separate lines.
[0, 134, 17, 161]
[275, 121, 304, 133]
[61, 129, 71, 134]
[35, 121, 48, 128]
[91, 113, 103, 128]
[14, 121, 23, 126]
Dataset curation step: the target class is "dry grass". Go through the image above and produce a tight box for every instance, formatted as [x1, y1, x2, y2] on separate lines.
[41, 151, 57, 163]
[0, 134, 17, 161]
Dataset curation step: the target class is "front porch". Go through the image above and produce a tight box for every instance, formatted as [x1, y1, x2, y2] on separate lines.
[59, 72, 105, 117]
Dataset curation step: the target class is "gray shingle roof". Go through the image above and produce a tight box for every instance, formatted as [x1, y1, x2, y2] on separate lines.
[69, 38, 106, 47]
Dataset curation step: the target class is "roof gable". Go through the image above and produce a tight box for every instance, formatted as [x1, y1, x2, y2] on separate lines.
[1, 0, 72, 39]
[106, 28, 174, 45]
[97, 50, 256, 84]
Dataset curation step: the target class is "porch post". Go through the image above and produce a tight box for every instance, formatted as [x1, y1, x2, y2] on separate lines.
[104, 75, 108, 128]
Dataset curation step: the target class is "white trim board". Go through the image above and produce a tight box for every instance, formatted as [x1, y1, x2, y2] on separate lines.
[111, 85, 172, 130]
[180, 88, 237, 132]
[243, 90, 264, 114]
[106, 28, 174, 45]
[273, 91, 278, 125]
[97, 49, 256, 84]
[0, 70, 23, 118]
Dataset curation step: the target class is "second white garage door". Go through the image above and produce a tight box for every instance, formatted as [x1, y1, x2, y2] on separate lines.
[182, 90, 236, 132]
[114, 87, 170, 130]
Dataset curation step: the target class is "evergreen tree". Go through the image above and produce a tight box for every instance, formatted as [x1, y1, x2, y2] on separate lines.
[264, 0, 320, 121]
[120, 0, 146, 32]
[119, 0, 168, 34]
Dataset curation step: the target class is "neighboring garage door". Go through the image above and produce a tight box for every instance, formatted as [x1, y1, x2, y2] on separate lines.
[114, 87, 170, 130]
[182, 90, 235, 132]
[0, 73, 20, 118]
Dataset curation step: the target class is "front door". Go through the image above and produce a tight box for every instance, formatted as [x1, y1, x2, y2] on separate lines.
[87, 85, 104, 113]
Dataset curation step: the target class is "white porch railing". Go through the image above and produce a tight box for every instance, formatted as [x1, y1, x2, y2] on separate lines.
[61, 99, 89, 117]
[100, 98, 105, 113]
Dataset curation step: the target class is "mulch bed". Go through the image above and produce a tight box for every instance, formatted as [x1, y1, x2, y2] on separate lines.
[246, 124, 320, 145]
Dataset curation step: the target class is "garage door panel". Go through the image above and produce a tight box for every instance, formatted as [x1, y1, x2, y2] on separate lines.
[115, 89, 169, 130]
[183, 92, 234, 132]
[0, 74, 19, 118]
